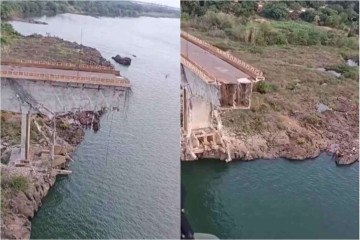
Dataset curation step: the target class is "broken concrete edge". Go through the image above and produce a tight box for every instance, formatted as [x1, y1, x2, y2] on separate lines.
[0, 109, 108, 239]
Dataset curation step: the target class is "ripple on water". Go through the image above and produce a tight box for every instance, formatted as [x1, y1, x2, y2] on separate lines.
[182, 154, 359, 239]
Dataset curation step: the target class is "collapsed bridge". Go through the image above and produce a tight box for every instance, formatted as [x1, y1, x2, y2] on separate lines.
[1, 59, 131, 171]
[180, 31, 265, 161]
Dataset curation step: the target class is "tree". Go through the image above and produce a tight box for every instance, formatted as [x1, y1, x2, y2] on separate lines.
[46, 1, 58, 14]
[289, 2, 302, 11]
[306, 0, 326, 10]
[263, 3, 289, 20]
[300, 10, 317, 22]
[233, 1, 257, 17]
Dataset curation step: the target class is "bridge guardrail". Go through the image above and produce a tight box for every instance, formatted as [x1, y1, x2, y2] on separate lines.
[181, 31, 265, 82]
[1, 59, 120, 76]
[181, 55, 219, 85]
[0, 70, 130, 88]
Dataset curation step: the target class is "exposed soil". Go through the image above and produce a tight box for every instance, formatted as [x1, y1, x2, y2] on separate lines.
[2, 33, 113, 67]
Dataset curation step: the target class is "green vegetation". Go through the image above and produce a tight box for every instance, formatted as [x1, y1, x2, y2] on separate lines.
[30, 120, 42, 143]
[182, 1, 358, 49]
[263, 2, 289, 20]
[9, 176, 29, 192]
[301, 113, 322, 126]
[5, 176, 29, 192]
[255, 82, 277, 94]
[182, 1, 358, 30]
[327, 63, 359, 79]
[58, 122, 69, 130]
[1, 114, 21, 145]
[184, 11, 358, 49]
[0, 22, 19, 45]
[0, 1, 179, 20]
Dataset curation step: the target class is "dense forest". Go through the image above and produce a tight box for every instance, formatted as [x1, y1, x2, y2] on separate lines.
[0, 1, 179, 19]
[182, 1, 358, 29]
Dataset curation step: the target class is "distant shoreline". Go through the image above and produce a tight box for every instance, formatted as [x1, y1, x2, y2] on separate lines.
[1, 1, 180, 21]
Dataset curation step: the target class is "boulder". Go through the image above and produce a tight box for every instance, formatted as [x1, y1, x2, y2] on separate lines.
[112, 55, 131, 66]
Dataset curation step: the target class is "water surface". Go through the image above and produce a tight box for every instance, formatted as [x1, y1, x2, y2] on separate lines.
[182, 154, 358, 239]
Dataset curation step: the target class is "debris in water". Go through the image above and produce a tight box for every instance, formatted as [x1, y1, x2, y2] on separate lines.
[112, 55, 131, 66]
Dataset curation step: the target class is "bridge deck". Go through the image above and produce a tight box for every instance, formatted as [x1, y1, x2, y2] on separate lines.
[0, 65, 130, 88]
[181, 38, 250, 84]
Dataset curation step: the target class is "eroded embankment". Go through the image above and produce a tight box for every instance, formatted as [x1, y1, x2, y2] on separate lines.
[0, 110, 104, 239]
[181, 99, 359, 165]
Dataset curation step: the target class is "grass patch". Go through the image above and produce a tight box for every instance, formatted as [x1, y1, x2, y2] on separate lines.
[223, 110, 266, 134]
[8, 176, 29, 192]
[58, 121, 70, 130]
[327, 64, 359, 80]
[301, 113, 322, 127]
[1, 118, 21, 144]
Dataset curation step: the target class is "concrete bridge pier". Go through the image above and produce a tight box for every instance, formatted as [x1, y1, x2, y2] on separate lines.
[20, 105, 31, 161]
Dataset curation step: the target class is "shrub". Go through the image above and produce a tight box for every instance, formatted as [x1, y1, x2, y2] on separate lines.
[228, 25, 247, 41]
[59, 122, 69, 130]
[265, 31, 288, 45]
[30, 120, 42, 142]
[256, 82, 277, 94]
[1, 121, 21, 144]
[296, 137, 306, 145]
[208, 29, 226, 38]
[199, 11, 234, 30]
[263, 2, 289, 20]
[181, 12, 189, 21]
[300, 10, 318, 23]
[302, 113, 321, 126]
[233, 1, 257, 17]
[0, 23, 20, 45]
[9, 176, 29, 192]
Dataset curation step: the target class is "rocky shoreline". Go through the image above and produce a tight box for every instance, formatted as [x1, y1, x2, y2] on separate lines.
[181, 132, 358, 165]
[1, 110, 105, 239]
[181, 97, 359, 166]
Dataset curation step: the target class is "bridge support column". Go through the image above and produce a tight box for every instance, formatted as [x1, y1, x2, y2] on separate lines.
[20, 107, 31, 161]
[50, 116, 56, 170]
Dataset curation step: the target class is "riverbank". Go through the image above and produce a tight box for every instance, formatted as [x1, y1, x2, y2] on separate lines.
[1, 23, 113, 67]
[0, 1, 179, 20]
[1, 110, 105, 239]
[180, 28, 359, 165]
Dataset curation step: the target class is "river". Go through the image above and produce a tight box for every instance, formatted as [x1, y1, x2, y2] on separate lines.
[11, 14, 180, 239]
[182, 154, 358, 239]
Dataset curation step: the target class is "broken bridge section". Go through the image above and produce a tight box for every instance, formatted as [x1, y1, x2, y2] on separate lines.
[1, 60, 131, 168]
[180, 31, 265, 161]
